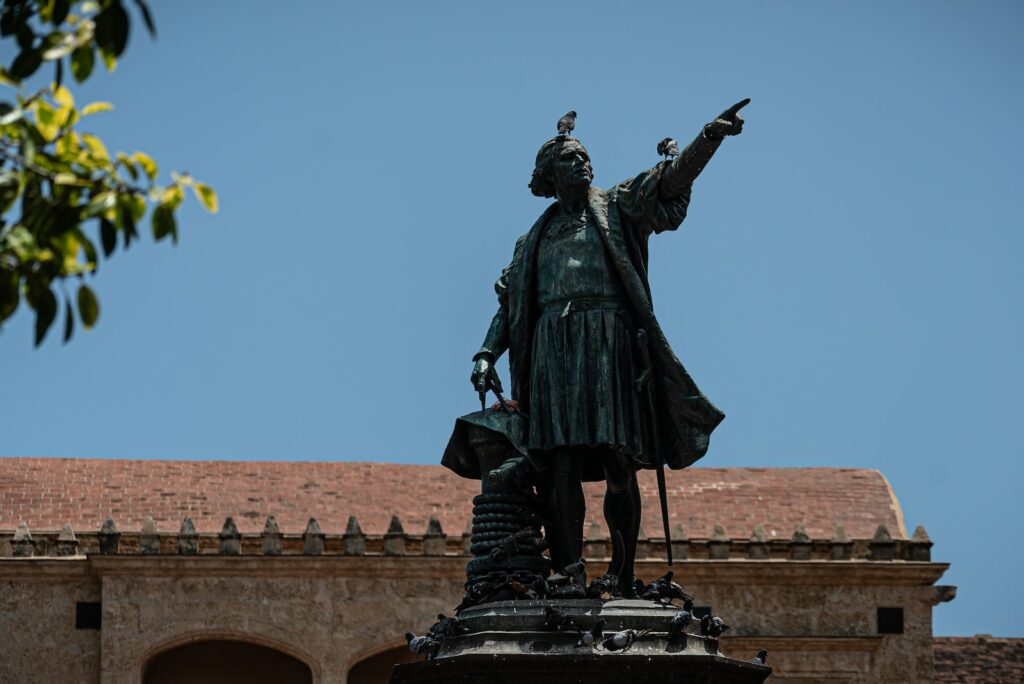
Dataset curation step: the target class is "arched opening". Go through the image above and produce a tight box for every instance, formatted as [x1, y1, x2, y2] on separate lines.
[143, 639, 313, 684]
[347, 644, 415, 684]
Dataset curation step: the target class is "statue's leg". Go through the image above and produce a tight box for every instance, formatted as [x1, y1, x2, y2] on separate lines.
[602, 449, 640, 596]
[546, 447, 585, 576]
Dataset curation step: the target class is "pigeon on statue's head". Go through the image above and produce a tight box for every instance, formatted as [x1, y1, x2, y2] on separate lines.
[557, 110, 577, 136]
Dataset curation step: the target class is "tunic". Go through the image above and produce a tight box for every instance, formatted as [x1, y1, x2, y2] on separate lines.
[477, 144, 728, 481]
[529, 210, 642, 455]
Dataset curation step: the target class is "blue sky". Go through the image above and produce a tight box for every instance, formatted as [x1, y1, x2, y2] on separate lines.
[2, 1, 1021, 636]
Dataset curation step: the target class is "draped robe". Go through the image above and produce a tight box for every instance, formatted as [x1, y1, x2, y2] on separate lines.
[478, 161, 726, 476]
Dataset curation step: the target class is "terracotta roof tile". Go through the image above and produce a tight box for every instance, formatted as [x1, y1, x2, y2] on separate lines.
[0, 458, 906, 538]
[934, 636, 1024, 683]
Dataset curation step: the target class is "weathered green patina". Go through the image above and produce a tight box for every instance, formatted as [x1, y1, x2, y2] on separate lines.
[460, 102, 748, 595]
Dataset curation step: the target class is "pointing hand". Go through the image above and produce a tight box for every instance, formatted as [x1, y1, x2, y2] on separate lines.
[704, 98, 750, 139]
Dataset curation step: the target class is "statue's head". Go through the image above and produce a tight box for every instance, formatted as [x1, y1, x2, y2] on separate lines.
[529, 137, 592, 198]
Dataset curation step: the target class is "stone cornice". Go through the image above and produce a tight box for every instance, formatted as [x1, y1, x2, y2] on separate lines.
[0, 557, 96, 582]
[0, 556, 950, 587]
[636, 559, 950, 586]
[721, 636, 884, 652]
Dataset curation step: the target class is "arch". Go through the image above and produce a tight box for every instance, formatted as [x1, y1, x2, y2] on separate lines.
[141, 632, 320, 684]
[347, 640, 416, 684]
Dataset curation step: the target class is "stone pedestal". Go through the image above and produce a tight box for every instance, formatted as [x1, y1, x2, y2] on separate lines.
[391, 599, 770, 684]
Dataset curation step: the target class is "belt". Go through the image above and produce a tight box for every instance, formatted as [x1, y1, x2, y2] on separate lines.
[541, 298, 629, 317]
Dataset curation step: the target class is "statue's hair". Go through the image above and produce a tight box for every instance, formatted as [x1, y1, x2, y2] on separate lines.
[529, 137, 588, 198]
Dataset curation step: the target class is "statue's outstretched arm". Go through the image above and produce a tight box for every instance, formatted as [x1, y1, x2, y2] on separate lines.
[660, 98, 749, 201]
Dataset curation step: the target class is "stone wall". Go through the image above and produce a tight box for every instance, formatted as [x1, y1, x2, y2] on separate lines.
[0, 517, 952, 684]
[0, 561, 101, 684]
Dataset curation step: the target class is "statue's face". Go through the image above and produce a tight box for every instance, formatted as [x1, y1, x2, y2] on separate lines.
[551, 142, 593, 191]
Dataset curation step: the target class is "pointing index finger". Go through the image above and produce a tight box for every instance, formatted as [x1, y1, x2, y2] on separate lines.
[719, 97, 751, 119]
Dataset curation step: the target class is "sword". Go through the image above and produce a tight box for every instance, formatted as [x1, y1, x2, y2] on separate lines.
[636, 328, 673, 566]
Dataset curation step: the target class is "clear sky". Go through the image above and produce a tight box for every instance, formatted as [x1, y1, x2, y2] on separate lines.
[2, 1, 1021, 637]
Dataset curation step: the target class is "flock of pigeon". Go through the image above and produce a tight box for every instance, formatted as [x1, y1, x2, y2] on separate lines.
[406, 570, 767, 666]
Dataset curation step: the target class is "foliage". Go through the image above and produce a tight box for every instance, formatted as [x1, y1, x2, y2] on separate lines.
[0, 0, 216, 346]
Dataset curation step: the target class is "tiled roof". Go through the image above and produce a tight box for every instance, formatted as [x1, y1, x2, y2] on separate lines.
[0, 458, 906, 538]
[934, 636, 1024, 683]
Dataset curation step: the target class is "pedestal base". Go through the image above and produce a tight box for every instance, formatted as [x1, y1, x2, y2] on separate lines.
[392, 599, 770, 684]
[392, 653, 769, 684]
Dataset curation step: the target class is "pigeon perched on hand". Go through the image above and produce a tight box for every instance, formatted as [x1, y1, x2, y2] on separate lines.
[752, 649, 768, 665]
[668, 599, 695, 641]
[601, 628, 650, 652]
[657, 137, 680, 160]
[700, 614, 730, 638]
[576, 618, 606, 648]
[557, 110, 577, 136]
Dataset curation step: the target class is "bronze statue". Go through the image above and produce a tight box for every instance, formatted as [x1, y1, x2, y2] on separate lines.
[468, 101, 749, 597]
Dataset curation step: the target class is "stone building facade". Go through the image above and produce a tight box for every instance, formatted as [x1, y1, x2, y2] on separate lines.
[0, 458, 957, 683]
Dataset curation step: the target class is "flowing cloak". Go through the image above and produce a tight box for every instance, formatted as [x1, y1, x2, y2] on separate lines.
[477, 162, 725, 473]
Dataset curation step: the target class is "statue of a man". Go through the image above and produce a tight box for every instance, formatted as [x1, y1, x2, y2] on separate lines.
[471, 101, 748, 596]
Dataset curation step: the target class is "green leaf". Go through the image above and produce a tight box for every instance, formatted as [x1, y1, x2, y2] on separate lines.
[34, 100, 60, 141]
[40, 0, 56, 24]
[116, 152, 138, 180]
[161, 184, 184, 209]
[133, 0, 157, 38]
[52, 0, 72, 26]
[99, 46, 116, 72]
[52, 84, 74, 110]
[128, 192, 146, 221]
[9, 48, 42, 81]
[70, 45, 94, 82]
[42, 34, 74, 60]
[0, 7, 23, 37]
[132, 150, 157, 179]
[151, 205, 177, 243]
[0, 67, 18, 86]
[72, 227, 98, 271]
[28, 280, 57, 346]
[80, 133, 109, 161]
[193, 182, 218, 213]
[54, 131, 79, 158]
[0, 269, 19, 323]
[63, 297, 73, 342]
[81, 101, 112, 115]
[83, 191, 116, 218]
[0, 105, 24, 124]
[115, 193, 136, 235]
[95, 2, 129, 58]
[0, 170, 19, 214]
[16, 26, 34, 51]
[53, 172, 90, 187]
[5, 226, 39, 261]
[77, 283, 99, 329]
[99, 217, 117, 257]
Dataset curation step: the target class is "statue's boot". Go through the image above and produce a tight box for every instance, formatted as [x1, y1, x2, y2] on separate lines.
[604, 489, 639, 597]
[546, 452, 586, 585]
